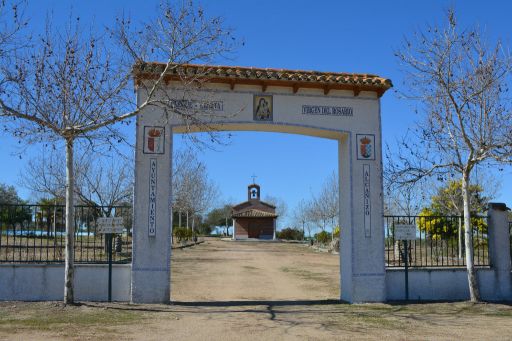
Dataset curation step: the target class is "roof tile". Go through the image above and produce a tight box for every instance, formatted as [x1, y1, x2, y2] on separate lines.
[134, 63, 393, 94]
[232, 209, 278, 218]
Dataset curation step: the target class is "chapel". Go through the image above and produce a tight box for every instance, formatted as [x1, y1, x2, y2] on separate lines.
[231, 183, 277, 240]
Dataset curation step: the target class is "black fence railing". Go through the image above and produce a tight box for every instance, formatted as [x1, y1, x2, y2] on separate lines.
[0, 205, 496, 268]
[384, 215, 489, 267]
[0, 204, 132, 264]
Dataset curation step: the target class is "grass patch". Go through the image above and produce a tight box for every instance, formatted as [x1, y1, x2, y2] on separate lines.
[242, 265, 258, 271]
[280, 266, 327, 282]
[0, 304, 144, 334]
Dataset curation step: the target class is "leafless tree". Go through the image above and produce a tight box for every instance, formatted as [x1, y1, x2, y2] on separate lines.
[0, 1, 25, 59]
[383, 165, 430, 216]
[302, 172, 339, 235]
[20, 148, 132, 245]
[390, 9, 512, 301]
[19, 149, 66, 201]
[172, 149, 218, 231]
[316, 172, 339, 232]
[264, 195, 287, 230]
[292, 199, 311, 239]
[19, 148, 133, 210]
[77, 155, 133, 211]
[0, 1, 235, 304]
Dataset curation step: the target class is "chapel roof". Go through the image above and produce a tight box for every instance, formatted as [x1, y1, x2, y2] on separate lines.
[133, 62, 393, 97]
[232, 209, 278, 218]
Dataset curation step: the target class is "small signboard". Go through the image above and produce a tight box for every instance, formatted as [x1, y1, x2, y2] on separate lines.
[97, 217, 125, 234]
[394, 224, 416, 240]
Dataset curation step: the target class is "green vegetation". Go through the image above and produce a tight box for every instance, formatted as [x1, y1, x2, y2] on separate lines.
[173, 227, 195, 243]
[0, 183, 25, 205]
[332, 226, 340, 238]
[276, 227, 304, 240]
[314, 230, 331, 245]
[202, 205, 233, 235]
[417, 180, 488, 239]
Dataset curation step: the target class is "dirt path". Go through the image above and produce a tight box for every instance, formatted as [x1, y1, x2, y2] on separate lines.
[171, 239, 340, 302]
[1, 239, 512, 340]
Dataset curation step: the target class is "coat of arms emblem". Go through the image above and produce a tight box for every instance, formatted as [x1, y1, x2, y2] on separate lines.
[360, 136, 372, 158]
[144, 126, 165, 154]
[356, 134, 375, 160]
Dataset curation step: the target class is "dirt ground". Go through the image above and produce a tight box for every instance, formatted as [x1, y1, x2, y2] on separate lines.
[171, 238, 340, 302]
[1, 238, 512, 340]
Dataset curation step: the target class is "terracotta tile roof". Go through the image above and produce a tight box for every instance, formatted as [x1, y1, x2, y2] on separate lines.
[232, 209, 278, 218]
[232, 200, 276, 211]
[134, 62, 392, 97]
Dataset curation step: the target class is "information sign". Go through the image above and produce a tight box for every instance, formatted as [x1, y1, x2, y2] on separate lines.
[97, 217, 125, 234]
[394, 224, 416, 240]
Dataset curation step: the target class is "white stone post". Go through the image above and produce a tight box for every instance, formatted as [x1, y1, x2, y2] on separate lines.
[487, 202, 512, 300]
[232, 218, 236, 240]
[339, 131, 386, 303]
[131, 114, 172, 304]
[273, 218, 276, 240]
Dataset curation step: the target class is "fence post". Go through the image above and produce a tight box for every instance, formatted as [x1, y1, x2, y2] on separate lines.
[487, 202, 512, 301]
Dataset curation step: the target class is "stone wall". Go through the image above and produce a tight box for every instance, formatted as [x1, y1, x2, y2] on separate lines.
[0, 264, 131, 301]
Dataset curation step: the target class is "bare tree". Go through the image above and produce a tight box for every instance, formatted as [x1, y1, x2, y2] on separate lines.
[264, 195, 287, 230]
[77, 155, 133, 212]
[172, 149, 218, 231]
[383, 167, 429, 216]
[20, 148, 133, 210]
[0, 1, 234, 304]
[292, 199, 311, 239]
[316, 172, 339, 233]
[301, 172, 339, 235]
[19, 149, 66, 201]
[390, 9, 512, 301]
[0, 1, 25, 59]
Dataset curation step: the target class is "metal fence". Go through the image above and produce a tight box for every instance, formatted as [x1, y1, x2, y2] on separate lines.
[0, 204, 132, 264]
[384, 215, 490, 267]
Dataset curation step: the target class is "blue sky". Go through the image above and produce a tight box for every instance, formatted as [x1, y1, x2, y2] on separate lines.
[1, 1, 511, 227]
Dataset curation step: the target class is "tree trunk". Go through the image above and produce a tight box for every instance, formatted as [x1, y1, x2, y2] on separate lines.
[186, 211, 189, 229]
[52, 198, 57, 238]
[64, 138, 75, 304]
[462, 171, 480, 302]
[458, 216, 463, 259]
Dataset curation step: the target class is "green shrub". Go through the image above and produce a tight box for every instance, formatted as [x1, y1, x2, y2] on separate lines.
[315, 230, 331, 244]
[173, 227, 193, 243]
[277, 227, 304, 240]
[333, 226, 340, 238]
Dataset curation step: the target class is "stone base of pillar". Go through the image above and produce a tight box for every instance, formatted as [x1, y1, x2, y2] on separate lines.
[131, 269, 170, 303]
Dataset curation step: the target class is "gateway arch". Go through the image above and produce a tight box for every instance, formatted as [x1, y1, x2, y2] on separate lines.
[130, 63, 392, 303]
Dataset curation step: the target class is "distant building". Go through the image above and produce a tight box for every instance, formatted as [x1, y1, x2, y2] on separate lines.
[231, 184, 277, 240]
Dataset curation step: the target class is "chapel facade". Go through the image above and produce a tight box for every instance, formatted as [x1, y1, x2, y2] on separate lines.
[231, 184, 277, 240]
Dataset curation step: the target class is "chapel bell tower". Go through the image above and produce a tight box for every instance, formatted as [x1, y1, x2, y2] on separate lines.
[248, 184, 260, 201]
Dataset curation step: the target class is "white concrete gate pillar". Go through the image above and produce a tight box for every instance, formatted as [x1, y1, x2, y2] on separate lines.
[339, 130, 386, 303]
[487, 202, 512, 301]
[131, 115, 173, 303]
